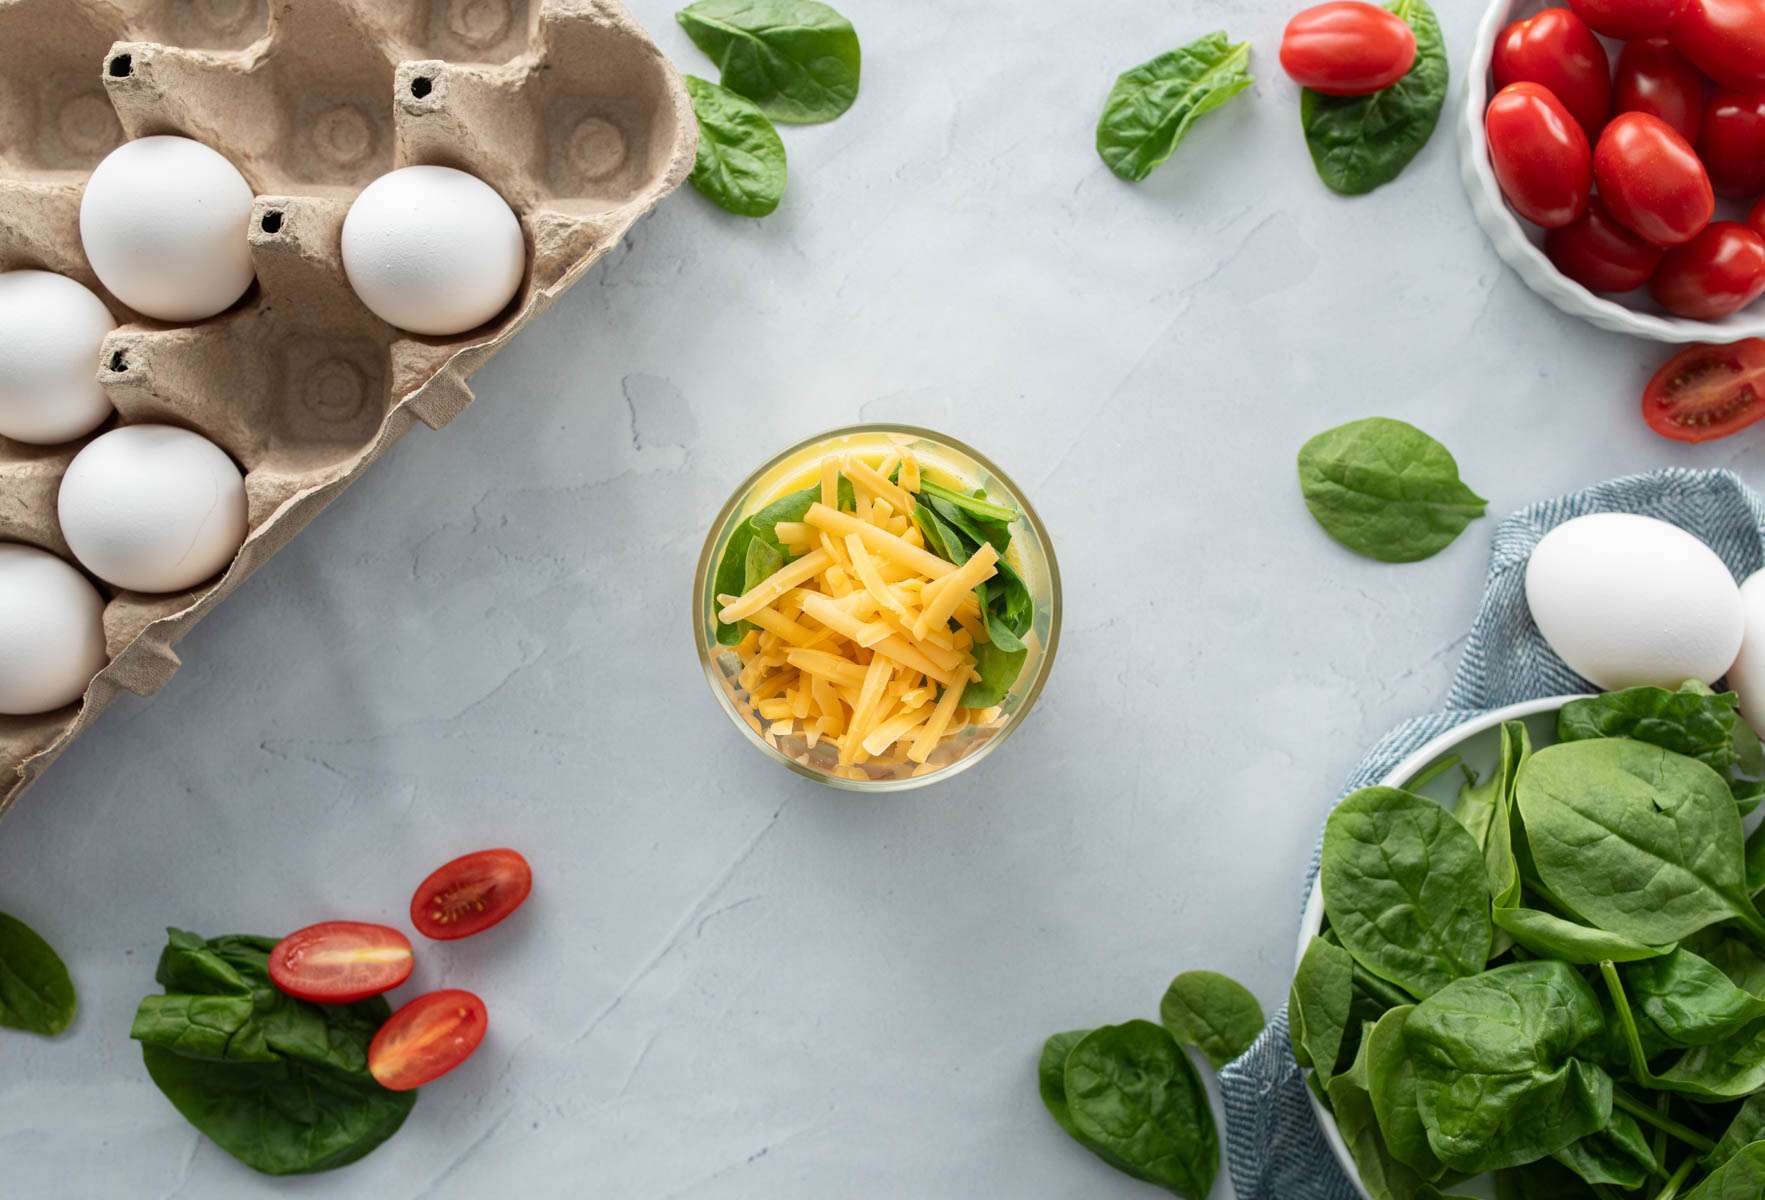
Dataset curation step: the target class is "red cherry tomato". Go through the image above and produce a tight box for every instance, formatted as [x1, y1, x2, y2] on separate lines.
[1493, 8, 1613, 138]
[268, 921, 414, 1004]
[1593, 112, 1716, 245]
[1650, 221, 1765, 317]
[1751, 196, 1765, 238]
[1486, 83, 1594, 228]
[368, 989, 487, 1092]
[1279, 2, 1418, 96]
[1568, 0, 1679, 38]
[1545, 197, 1667, 290]
[1614, 39, 1707, 144]
[1670, 0, 1765, 92]
[409, 847, 533, 940]
[1700, 92, 1765, 196]
[1642, 338, 1765, 442]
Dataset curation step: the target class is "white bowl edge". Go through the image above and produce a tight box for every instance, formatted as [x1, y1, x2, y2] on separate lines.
[1459, 0, 1765, 345]
[1295, 693, 1592, 1200]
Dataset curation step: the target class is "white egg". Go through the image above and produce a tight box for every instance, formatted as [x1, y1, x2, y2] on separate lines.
[341, 165, 525, 336]
[1726, 571, 1765, 736]
[0, 543, 107, 714]
[80, 136, 256, 322]
[0, 271, 116, 444]
[58, 425, 247, 593]
[1525, 513, 1744, 690]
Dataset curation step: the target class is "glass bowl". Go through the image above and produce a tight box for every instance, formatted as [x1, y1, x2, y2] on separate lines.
[693, 425, 1061, 792]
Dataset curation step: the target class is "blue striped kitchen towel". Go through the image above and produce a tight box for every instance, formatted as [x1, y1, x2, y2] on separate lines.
[1216, 467, 1765, 1200]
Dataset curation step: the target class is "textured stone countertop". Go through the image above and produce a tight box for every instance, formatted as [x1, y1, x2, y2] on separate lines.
[5, 1, 1760, 1196]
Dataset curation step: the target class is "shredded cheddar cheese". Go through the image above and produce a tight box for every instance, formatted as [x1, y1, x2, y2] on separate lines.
[720, 445, 1019, 770]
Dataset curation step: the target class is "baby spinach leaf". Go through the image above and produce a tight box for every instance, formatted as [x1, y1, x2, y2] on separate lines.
[1559, 683, 1764, 814]
[1039, 1028, 1160, 1183]
[1297, 418, 1487, 563]
[910, 499, 962, 564]
[1322, 787, 1493, 999]
[916, 478, 1017, 526]
[1328, 1029, 1438, 1200]
[1364, 1005, 1442, 1179]
[711, 475, 853, 644]
[1158, 970, 1265, 1069]
[1657, 1019, 1765, 1100]
[0, 911, 76, 1037]
[1705, 1093, 1765, 1170]
[685, 75, 787, 218]
[927, 494, 1010, 557]
[1625, 948, 1765, 1047]
[1516, 740, 1765, 945]
[1494, 906, 1674, 966]
[1299, 0, 1447, 195]
[1406, 961, 1613, 1175]
[132, 928, 413, 1175]
[1290, 935, 1355, 1086]
[1685, 1139, 1765, 1197]
[1549, 1111, 1655, 1190]
[1494, 1159, 1608, 1198]
[1064, 1020, 1219, 1198]
[1095, 33, 1253, 183]
[676, 0, 860, 125]
[961, 639, 1026, 709]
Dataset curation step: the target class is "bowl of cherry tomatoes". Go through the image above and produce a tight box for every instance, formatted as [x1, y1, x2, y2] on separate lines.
[1461, 0, 1765, 341]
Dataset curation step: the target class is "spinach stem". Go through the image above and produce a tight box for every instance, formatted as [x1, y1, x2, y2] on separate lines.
[1405, 753, 1463, 791]
[1599, 962, 1663, 1090]
[1650, 1155, 1697, 1200]
[1613, 1089, 1716, 1155]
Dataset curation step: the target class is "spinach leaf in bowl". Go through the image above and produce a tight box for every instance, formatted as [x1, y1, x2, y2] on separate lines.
[1685, 1139, 1765, 1197]
[685, 75, 788, 218]
[131, 928, 414, 1176]
[1095, 33, 1253, 183]
[1299, 0, 1447, 195]
[0, 911, 75, 1037]
[1290, 935, 1355, 1088]
[1297, 418, 1486, 563]
[1558, 682, 1765, 812]
[676, 0, 860, 125]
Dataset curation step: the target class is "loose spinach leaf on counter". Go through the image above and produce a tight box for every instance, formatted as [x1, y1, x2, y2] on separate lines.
[1297, 418, 1486, 563]
[676, 0, 860, 125]
[1064, 1021, 1219, 1198]
[1299, 0, 1447, 195]
[1321, 786, 1493, 999]
[685, 75, 788, 218]
[1159, 970, 1265, 1069]
[1516, 739, 1765, 945]
[1095, 32, 1253, 183]
[0, 911, 76, 1037]
[1038, 1028, 1159, 1183]
[132, 929, 414, 1176]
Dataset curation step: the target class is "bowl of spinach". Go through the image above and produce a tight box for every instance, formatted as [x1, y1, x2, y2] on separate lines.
[1295, 684, 1765, 1199]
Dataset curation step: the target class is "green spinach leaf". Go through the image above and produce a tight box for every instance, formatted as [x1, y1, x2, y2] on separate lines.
[1364, 1005, 1442, 1179]
[1328, 1027, 1438, 1200]
[1158, 970, 1264, 1069]
[1064, 1020, 1218, 1198]
[1516, 739, 1765, 945]
[1290, 935, 1355, 1086]
[0, 911, 75, 1037]
[1494, 906, 1674, 965]
[1297, 418, 1486, 563]
[1657, 1019, 1765, 1100]
[132, 929, 414, 1175]
[1322, 786, 1493, 999]
[1406, 961, 1613, 1175]
[1299, 0, 1447, 195]
[1038, 1027, 1162, 1183]
[676, 0, 859, 124]
[685, 75, 787, 217]
[1625, 947, 1765, 1047]
[1559, 682, 1764, 812]
[1705, 1093, 1765, 1170]
[1685, 1140, 1765, 1198]
[1549, 1110, 1655, 1190]
[1095, 33, 1253, 183]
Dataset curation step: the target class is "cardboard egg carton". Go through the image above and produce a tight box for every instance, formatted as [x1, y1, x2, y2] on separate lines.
[0, 0, 696, 814]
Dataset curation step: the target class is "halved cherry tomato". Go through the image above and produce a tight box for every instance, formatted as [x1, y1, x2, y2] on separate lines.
[269, 921, 414, 1004]
[368, 989, 487, 1092]
[1670, 0, 1765, 92]
[1593, 112, 1715, 245]
[1493, 8, 1612, 138]
[1614, 39, 1706, 144]
[1545, 197, 1666, 290]
[1486, 83, 1593, 228]
[1700, 92, 1765, 196]
[410, 847, 532, 940]
[1642, 338, 1765, 442]
[1568, 0, 1679, 38]
[1279, 2, 1417, 96]
[1650, 221, 1765, 317]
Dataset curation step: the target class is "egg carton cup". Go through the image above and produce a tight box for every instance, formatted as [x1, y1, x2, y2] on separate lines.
[1461, 0, 1765, 343]
[0, 0, 696, 814]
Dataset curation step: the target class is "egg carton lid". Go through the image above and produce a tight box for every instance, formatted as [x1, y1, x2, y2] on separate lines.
[0, 0, 696, 814]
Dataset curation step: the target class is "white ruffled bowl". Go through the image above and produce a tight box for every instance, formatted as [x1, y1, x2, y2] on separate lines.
[1460, 0, 1765, 343]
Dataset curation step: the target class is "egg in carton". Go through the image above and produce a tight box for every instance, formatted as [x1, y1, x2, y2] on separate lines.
[0, 0, 696, 815]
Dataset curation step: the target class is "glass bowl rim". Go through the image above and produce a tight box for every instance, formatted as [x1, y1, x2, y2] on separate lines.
[691, 423, 1062, 793]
